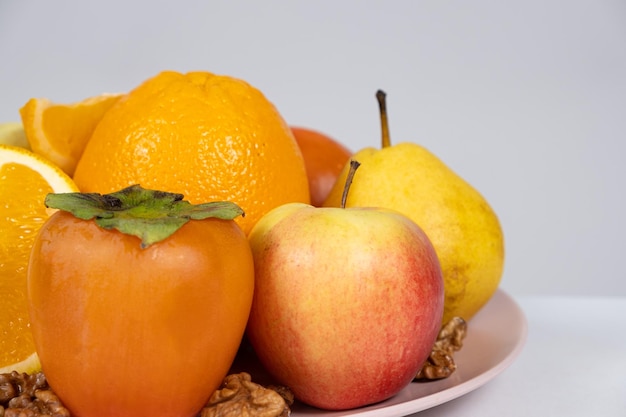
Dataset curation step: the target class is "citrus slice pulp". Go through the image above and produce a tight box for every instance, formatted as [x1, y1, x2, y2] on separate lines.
[0, 144, 79, 374]
[19, 93, 124, 176]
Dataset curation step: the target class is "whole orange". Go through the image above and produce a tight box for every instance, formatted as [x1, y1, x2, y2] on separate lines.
[291, 126, 352, 207]
[73, 71, 310, 234]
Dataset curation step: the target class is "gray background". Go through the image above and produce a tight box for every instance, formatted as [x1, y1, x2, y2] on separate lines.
[1, 0, 624, 297]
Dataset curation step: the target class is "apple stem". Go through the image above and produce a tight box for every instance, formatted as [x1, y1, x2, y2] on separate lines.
[341, 159, 361, 208]
[376, 90, 391, 148]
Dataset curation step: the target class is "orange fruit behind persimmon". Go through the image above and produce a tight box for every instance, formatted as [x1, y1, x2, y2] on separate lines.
[74, 71, 310, 235]
[292, 126, 352, 207]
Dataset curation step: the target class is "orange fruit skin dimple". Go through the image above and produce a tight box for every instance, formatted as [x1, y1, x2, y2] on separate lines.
[73, 71, 310, 234]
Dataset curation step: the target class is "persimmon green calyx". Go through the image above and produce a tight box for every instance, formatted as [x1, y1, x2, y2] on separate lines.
[44, 184, 245, 248]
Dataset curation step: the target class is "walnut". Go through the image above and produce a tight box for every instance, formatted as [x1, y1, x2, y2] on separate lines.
[0, 372, 70, 417]
[265, 385, 294, 408]
[1, 372, 47, 403]
[415, 316, 468, 380]
[200, 372, 291, 417]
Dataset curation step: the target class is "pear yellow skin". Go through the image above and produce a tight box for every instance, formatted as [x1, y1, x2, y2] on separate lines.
[0, 122, 29, 148]
[324, 143, 505, 323]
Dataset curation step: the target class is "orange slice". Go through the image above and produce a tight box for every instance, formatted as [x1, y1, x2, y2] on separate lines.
[20, 93, 124, 176]
[0, 144, 79, 374]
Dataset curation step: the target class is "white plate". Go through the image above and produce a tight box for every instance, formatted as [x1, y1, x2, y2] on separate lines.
[286, 289, 528, 416]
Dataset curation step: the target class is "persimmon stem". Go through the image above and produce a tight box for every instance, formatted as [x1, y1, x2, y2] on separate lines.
[341, 159, 361, 209]
[376, 90, 391, 148]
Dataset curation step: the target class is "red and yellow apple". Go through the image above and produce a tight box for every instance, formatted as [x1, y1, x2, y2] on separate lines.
[246, 182, 444, 410]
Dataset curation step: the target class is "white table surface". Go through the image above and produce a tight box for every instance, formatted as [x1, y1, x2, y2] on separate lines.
[407, 295, 626, 417]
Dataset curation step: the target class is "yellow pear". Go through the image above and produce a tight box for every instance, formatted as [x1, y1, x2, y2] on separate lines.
[0, 122, 29, 148]
[323, 91, 504, 323]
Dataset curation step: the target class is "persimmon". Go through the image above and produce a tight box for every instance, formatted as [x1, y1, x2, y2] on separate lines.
[27, 185, 254, 417]
[291, 126, 352, 207]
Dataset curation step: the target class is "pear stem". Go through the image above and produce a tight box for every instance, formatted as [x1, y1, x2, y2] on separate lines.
[341, 159, 361, 208]
[376, 90, 391, 148]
